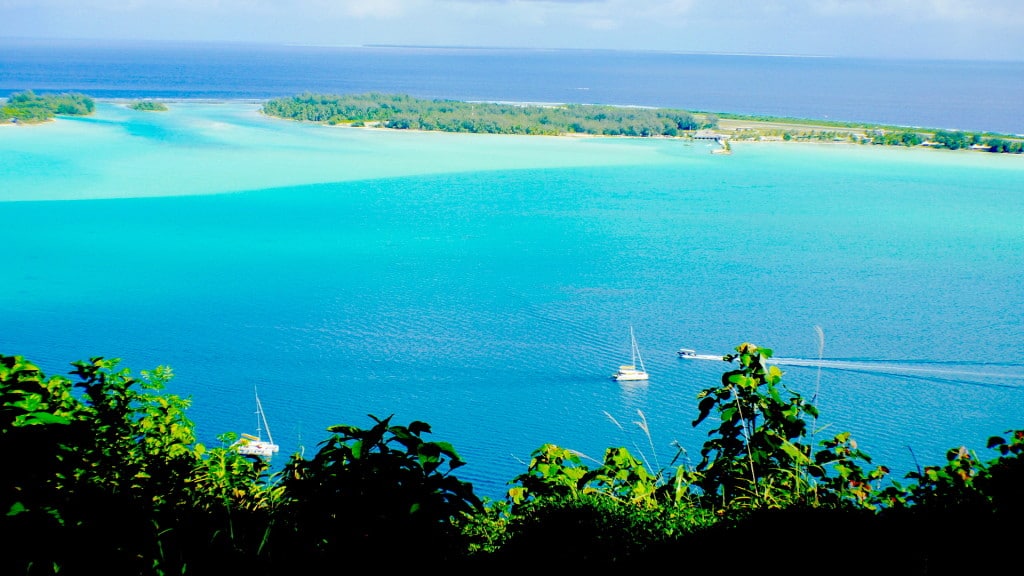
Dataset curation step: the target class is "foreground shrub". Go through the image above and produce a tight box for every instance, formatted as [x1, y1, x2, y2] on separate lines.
[0, 355, 274, 574]
[271, 414, 484, 569]
[3, 346, 1022, 573]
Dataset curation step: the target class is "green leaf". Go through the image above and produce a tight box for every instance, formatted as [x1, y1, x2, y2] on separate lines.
[327, 424, 359, 435]
[409, 420, 431, 435]
[780, 440, 810, 464]
[19, 412, 71, 426]
[6, 501, 27, 516]
[721, 406, 737, 422]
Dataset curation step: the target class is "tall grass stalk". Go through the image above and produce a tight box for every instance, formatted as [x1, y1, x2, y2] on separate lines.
[734, 396, 759, 499]
[810, 325, 825, 447]
[604, 410, 656, 473]
[633, 410, 662, 473]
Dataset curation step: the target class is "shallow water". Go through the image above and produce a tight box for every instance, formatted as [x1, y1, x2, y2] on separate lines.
[2, 102, 689, 201]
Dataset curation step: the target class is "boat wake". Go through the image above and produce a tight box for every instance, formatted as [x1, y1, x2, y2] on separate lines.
[678, 351, 1024, 390]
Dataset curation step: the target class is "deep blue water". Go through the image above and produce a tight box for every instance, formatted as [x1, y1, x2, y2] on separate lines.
[2, 38, 1023, 134]
[2, 41, 1024, 501]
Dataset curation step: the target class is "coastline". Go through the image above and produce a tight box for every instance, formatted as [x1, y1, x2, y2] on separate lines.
[253, 94, 1024, 154]
[254, 98, 1024, 155]
[8, 96, 1023, 156]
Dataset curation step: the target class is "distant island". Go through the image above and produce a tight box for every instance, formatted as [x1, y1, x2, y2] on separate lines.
[1, 90, 94, 124]
[261, 92, 711, 137]
[262, 92, 1024, 154]
[712, 114, 1024, 153]
[127, 100, 168, 112]
[4, 89, 1021, 154]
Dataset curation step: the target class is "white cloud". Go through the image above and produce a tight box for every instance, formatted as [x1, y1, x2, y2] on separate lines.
[815, 0, 1023, 23]
[335, 0, 408, 18]
[1, 0, 1021, 59]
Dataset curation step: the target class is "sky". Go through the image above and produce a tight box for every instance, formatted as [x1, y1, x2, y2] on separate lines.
[3, 0, 1023, 60]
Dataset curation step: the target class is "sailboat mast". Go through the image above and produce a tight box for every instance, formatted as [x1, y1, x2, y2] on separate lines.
[255, 389, 275, 445]
[632, 326, 646, 372]
[613, 326, 649, 382]
[253, 391, 263, 439]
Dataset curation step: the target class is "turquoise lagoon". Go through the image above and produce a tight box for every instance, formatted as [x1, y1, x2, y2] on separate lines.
[2, 102, 1023, 499]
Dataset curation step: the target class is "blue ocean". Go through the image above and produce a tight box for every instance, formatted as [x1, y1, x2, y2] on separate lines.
[4, 38, 1024, 135]
[2, 40, 1023, 500]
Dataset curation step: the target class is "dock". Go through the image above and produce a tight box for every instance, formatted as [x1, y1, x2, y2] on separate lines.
[694, 130, 731, 154]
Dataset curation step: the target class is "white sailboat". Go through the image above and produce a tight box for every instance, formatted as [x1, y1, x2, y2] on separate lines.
[613, 326, 649, 381]
[235, 387, 280, 457]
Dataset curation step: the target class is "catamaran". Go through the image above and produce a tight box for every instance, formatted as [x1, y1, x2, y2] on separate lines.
[613, 326, 649, 381]
[235, 387, 280, 457]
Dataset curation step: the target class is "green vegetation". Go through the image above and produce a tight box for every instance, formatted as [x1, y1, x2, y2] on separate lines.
[127, 100, 169, 112]
[1, 90, 95, 123]
[6, 88, 1016, 154]
[714, 112, 1024, 153]
[262, 92, 710, 136]
[261, 93, 1023, 154]
[3, 343, 1020, 573]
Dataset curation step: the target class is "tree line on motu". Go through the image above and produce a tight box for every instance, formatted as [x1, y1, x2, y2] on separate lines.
[261, 93, 1024, 153]
[0, 91, 165, 122]
[2, 344, 1020, 574]
[0, 91, 94, 122]
[6, 90, 1021, 154]
[260, 92, 711, 136]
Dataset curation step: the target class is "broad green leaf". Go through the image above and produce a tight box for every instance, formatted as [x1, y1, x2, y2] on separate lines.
[6, 501, 27, 516]
[20, 412, 71, 426]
